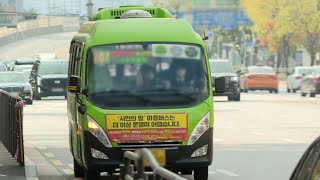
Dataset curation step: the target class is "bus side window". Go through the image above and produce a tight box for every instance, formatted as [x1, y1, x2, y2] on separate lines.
[76, 45, 83, 77]
[69, 43, 78, 77]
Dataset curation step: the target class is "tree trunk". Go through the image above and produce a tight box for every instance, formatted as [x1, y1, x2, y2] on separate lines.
[310, 52, 316, 66]
[276, 52, 282, 69]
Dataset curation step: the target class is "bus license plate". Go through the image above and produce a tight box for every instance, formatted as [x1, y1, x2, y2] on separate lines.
[52, 88, 64, 92]
[135, 149, 166, 167]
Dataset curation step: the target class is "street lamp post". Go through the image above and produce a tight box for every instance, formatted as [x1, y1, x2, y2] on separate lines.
[87, 0, 94, 17]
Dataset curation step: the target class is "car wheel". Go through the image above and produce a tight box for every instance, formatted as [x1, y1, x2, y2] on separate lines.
[310, 93, 316, 97]
[244, 89, 248, 93]
[35, 92, 41, 100]
[301, 93, 307, 97]
[74, 158, 84, 178]
[287, 88, 291, 93]
[269, 90, 273, 93]
[194, 167, 208, 180]
[26, 99, 33, 105]
[84, 170, 100, 180]
[228, 96, 234, 101]
[274, 89, 279, 94]
[293, 89, 297, 93]
[234, 94, 241, 101]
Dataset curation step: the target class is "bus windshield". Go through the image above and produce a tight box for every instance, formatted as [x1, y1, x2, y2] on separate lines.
[87, 43, 209, 109]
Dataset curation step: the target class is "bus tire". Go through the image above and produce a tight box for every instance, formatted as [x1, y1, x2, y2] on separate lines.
[194, 167, 208, 180]
[73, 158, 84, 177]
[85, 170, 100, 180]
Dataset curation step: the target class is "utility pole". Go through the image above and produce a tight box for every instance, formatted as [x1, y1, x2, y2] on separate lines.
[87, 0, 94, 17]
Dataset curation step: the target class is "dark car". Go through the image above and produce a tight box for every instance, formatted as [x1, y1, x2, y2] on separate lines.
[29, 60, 68, 100]
[290, 136, 320, 180]
[0, 71, 33, 104]
[209, 59, 240, 101]
[300, 66, 320, 97]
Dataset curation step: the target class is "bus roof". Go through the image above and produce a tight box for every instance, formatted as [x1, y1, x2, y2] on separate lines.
[75, 18, 203, 47]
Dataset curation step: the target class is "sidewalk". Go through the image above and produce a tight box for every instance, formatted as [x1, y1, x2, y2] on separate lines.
[0, 142, 26, 180]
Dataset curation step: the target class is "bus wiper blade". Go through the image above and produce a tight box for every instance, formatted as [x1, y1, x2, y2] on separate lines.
[104, 90, 151, 104]
[141, 88, 197, 101]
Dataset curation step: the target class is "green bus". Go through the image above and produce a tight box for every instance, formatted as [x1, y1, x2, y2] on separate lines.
[67, 6, 225, 180]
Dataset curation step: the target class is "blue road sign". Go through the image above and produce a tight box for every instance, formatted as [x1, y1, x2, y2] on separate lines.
[177, 9, 253, 29]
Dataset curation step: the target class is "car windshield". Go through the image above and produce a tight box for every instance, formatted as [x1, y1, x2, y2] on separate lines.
[209, 61, 235, 73]
[297, 67, 312, 75]
[248, 67, 274, 74]
[87, 43, 209, 109]
[0, 73, 27, 83]
[38, 62, 68, 75]
[13, 65, 33, 72]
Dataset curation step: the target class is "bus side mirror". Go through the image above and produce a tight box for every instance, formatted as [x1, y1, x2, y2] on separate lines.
[69, 75, 81, 94]
[215, 77, 226, 93]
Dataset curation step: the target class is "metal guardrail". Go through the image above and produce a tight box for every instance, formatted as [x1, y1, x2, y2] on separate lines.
[120, 148, 187, 180]
[0, 90, 25, 166]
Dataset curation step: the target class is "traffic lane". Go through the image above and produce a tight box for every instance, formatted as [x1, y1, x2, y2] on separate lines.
[211, 94, 319, 180]
[211, 144, 305, 180]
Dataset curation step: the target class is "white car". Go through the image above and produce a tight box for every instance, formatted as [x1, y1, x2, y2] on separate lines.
[287, 66, 312, 93]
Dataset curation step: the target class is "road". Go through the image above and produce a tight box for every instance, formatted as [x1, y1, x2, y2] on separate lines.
[1, 32, 320, 180]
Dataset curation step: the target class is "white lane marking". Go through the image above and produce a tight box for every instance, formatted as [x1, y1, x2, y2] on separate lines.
[52, 160, 63, 166]
[216, 169, 239, 177]
[0, 174, 6, 177]
[214, 138, 225, 142]
[209, 171, 216, 175]
[44, 153, 55, 158]
[36, 146, 47, 150]
[251, 131, 265, 136]
[282, 138, 297, 143]
[68, 164, 74, 168]
[62, 169, 74, 175]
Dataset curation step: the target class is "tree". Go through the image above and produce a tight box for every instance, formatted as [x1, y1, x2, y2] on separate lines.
[241, 0, 299, 69]
[285, 0, 320, 66]
[151, 0, 193, 15]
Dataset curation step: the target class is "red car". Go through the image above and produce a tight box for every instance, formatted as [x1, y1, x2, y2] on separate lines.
[240, 66, 279, 93]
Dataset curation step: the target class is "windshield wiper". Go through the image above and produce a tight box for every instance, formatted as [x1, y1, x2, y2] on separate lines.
[140, 88, 197, 101]
[91, 90, 151, 104]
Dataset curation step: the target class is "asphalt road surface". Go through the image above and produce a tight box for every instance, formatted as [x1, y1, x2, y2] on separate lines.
[1, 32, 320, 180]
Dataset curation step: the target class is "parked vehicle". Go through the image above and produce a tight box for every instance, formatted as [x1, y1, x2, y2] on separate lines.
[14, 58, 36, 66]
[0, 71, 33, 104]
[290, 136, 320, 180]
[67, 6, 225, 180]
[240, 65, 279, 93]
[0, 62, 7, 72]
[209, 59, 240, 101]
[300, 66, 320, 97]
[287, 66, 312, 93]
[29, 60, 68, 100]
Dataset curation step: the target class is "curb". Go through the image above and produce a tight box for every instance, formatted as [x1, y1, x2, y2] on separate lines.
[24, 155, 39, 180]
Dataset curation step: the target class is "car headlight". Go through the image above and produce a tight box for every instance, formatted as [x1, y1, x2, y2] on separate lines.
[23, 86, 32, 92]
[230, 76, 239, 82]
[187, 112, 210, 145]
[87, 115, 112, 148]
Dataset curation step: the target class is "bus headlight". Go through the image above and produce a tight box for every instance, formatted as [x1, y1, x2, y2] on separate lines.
[230, 76, 238, 82]
[87, 115, 112, 148]
[187, 112, 210, 145]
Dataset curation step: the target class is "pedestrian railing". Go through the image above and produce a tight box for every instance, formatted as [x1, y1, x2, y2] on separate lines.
[0, 90, 25, 166]
[120, 148, 187, 180]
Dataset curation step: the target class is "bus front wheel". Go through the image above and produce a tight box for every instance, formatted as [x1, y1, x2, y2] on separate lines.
[73, 158, 84, 177]
[84, 170, 100, 180]
[194, 167, 208, 180]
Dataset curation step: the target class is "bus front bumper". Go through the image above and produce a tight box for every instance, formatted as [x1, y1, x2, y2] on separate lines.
[82, 128, 213, 173]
